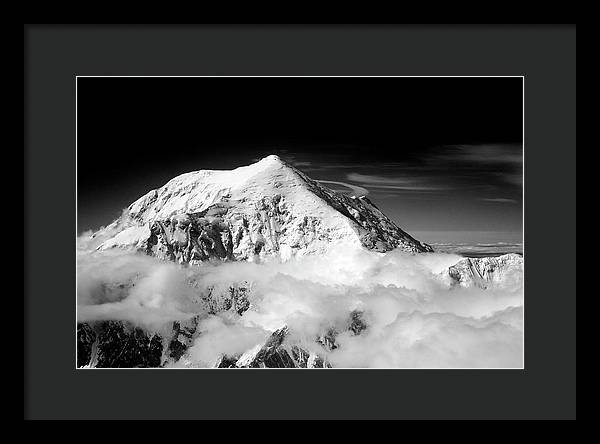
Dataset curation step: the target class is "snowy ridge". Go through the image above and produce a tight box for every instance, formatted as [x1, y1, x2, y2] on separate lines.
[445, 253, 524, 289]
[92, 155, 432, 263]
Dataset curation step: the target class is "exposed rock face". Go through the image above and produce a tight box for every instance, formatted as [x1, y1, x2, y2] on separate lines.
[167, 316, 200, 362]
[236, 327, 297, 368]
[290, 346, 329, 369]
[348, 310, 368, 336]
[91, 155, 432, 263]
[222, 327, 332, 369]
[77, 316, 204, 368]
[446, 253, 524, 289]
[77, 323, 97, 368]
[77, 321, 164, 368]
[193, 281, 252, 315]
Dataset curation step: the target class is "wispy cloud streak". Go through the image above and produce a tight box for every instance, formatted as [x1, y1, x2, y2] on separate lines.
[347, 173, 448, 192]
[317, 180, 369, 197]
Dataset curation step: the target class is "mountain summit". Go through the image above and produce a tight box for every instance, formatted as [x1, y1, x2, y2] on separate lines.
[91, 155, 433, 263]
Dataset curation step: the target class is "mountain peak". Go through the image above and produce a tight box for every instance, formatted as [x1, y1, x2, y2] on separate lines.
[257, 154, 284, 164]
[249, 154, 294, 174]
[247, 154, 289, 171]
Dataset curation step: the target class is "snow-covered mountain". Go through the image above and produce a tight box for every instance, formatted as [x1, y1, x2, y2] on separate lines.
[90, 155, 432, 262]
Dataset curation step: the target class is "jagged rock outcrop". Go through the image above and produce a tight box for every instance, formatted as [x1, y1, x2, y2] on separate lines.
[77, 321, 164, 368]
[290, 346, 330, 369]
[77, 316, 204, 368]
[224, 327, 332, 369]
[201, 282, 251, 315]
[235, 327, 297, 368]
[77, 323, 98, 367]
[90, 155, 432, 263]
[214, 331, 331, 369]
[446, 253, 524, 289]
[166, 316, 200, 362]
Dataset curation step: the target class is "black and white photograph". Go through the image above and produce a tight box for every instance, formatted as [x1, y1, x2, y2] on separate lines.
[25, 23, 577, 420]
[76, 76, 524, 369]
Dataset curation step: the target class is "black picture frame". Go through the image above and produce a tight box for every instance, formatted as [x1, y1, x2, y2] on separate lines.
[24, 24, 576, 420]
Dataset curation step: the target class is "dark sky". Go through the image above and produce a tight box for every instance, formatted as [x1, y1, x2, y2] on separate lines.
[77, 77, 523, 243]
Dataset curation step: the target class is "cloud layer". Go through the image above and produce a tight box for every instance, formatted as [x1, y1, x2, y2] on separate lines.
[77, 240, 524, 368]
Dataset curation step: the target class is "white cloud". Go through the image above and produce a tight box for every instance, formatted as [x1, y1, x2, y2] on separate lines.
[316, 180, 369, 197]
[77, 243, 523, 368]
[347, 173, 447, 191]
[186, 315, 269, 367]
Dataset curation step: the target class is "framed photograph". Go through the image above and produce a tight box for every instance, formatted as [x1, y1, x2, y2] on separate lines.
[25, 25, 576, 419]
